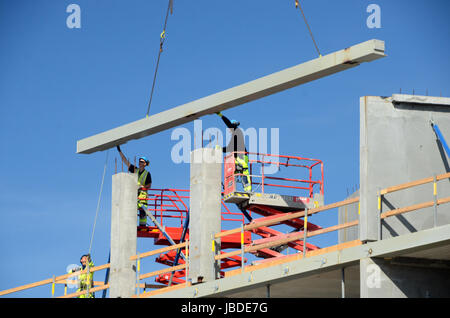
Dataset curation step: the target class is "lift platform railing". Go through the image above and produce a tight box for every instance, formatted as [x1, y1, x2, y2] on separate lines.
[141, 188, 246, 228]
[145, 188, 190, 228]
[224, 152, 324, 198]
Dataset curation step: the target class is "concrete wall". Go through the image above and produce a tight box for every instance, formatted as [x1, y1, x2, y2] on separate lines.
[338, 190, 359, 243]
[359, 94, 450, 242]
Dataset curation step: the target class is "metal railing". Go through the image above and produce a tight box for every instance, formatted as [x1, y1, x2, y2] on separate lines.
[143, 188, 246, 227]
[224, 152, 324, 198]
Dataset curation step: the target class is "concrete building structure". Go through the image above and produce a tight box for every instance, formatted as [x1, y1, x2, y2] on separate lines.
[150, 94, 449, 298]
[104, 94, 450, 298]
[4, 35, 450, 298]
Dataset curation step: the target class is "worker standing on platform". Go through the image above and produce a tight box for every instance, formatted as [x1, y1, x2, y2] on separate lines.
[70, 254, 94, 298]
[117, 146, 152, 226]
[216, 112, 252, 192]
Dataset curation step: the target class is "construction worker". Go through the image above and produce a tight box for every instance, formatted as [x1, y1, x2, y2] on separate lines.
[70, 254, 94, 298]
[117, 146, 152, 226]
[216, 112, 252, 192]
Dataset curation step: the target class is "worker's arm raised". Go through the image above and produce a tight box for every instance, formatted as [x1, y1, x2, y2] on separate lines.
[117, 146, 131, 169]
[216, 112, 233, 129]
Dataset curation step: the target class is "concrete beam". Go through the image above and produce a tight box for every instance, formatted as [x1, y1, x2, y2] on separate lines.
[77, 39, 386, 154]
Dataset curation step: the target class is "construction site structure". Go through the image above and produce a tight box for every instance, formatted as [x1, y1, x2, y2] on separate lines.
[1, 34, 450, 297]
[1, 93, 449, 298]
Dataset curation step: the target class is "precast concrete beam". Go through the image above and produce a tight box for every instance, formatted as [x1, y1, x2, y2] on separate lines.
[77, 39, 386, 154]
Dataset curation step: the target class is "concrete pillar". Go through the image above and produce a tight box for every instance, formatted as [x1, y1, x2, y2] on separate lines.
[360, 257, 450, 298]
[109, 173, 138, 298]
[188, 148, 222, 284]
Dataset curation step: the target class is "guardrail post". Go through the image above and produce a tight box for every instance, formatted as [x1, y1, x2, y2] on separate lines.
[51, 275, 55, 298]
[261, 154, 265, 193]
[241, 224, 245, 273]
[433, 174, 438, 227]
[377, 190, 382, 240]
[185, 239, 189, 287]
[86, 262, 90, 298]
[303, 209, 308, 258]
[136, 253, 141, 297]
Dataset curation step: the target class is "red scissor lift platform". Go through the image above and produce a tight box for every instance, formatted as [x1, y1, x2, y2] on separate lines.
[137, 152, 324, 285]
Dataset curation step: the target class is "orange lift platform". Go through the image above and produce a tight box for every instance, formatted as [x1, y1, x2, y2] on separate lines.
[137, 152, 325, 285]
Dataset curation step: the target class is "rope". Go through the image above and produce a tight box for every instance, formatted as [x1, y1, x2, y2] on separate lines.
[146, 0, 174, 117]
[295, 0, 322, 57]
[88, 150, 109, 255]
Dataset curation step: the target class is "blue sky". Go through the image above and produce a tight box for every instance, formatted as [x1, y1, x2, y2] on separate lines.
[0, 0, 449, 297]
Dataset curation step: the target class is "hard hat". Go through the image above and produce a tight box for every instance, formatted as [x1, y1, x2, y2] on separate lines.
[139, 156, 150, 165]
[230, 119, 240, 127]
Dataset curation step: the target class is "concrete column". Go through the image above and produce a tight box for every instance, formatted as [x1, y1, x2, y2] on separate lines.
[109, 172, 138, 298]
[188, 148, 222, 284]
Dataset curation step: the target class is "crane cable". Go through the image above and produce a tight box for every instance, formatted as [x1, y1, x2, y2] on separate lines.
[295, 0, 322, 57]
[146, 0, 174, 117]
[88, 150, 109, 256]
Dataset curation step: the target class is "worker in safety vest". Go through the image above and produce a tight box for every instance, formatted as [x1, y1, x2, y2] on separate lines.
[117, 146, 153, 226]
[69, 254, 95, 298]
[216, 112, 252, 192]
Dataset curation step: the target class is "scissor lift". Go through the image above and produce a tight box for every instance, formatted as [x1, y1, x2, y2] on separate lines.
[223, 152, 324, 261]
[137, 152, 325, 285]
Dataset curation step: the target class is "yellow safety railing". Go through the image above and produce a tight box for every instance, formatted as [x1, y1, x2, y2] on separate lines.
[1, 172, 448, 298]
[0, 263, 110, 298]
[214, 196, 360, 275]
[378, 172, 450, 238]
[214, 172, 450, 274]
[130, 240, 190, 298]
